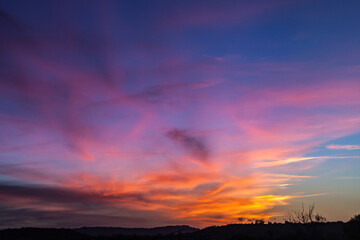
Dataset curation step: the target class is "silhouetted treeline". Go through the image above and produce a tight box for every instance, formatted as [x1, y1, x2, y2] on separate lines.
[1, 221, 360, 240]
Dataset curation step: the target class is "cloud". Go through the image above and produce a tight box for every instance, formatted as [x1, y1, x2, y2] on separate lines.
[0, 205, 145, 228]
[337, 177, 360, 180]
[166, 129, 210, 163]
[327, 144, 360, 150]
[0, 182, 169, 228]
[92, 81, 221, 106]
[255, 156, 360, 168]
[159, 0, 294, 30]
[0, 175, 290, 228]
[0, 163, 56, 183]
[0, 183, 113, 205]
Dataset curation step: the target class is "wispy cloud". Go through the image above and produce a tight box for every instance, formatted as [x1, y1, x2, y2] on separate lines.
[159, 0, 295, 30]
[256, 156, 360, 167]
[337, 177, 360, 180]
[327, 144, 360, 150]
[166, 129, 210, 164]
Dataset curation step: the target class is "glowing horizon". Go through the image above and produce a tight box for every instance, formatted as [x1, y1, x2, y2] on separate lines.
[0, 0, 359, 228]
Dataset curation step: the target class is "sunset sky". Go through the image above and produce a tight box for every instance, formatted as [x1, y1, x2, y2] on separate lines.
[0, 0, 360, 228]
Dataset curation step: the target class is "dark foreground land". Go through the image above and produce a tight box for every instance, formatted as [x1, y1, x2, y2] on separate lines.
[1, 222, 359, 240]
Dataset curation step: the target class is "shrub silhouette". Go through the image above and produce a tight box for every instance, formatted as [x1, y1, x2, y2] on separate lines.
[314, 213, 327, 223]
[348, 214, 360, 223]
[255, 219, 265, 224]
[343, 214, 360, 240]
[283, 203, 326, 223]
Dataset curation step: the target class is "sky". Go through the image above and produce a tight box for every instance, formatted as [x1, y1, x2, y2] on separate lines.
[0, 0, 360, 228]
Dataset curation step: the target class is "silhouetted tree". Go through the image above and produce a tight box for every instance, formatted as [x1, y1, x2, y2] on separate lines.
[344, 214, 360, 239]
[255, 219, 264, 224]
[283, 203, 326, 223]
[348, 214, 360, 223]
[314, 213, 327, 223]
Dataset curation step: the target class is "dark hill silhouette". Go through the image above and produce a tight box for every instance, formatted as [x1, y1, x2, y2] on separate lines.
[192, 222, 345, 240]
[0, 228, 89, 240]
[1, 221, 360, 240]
[75, 225, 198, 236]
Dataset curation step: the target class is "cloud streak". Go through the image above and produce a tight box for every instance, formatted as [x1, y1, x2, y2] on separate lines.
[327, 144, 360, 150]
[166, 129, 210, 164]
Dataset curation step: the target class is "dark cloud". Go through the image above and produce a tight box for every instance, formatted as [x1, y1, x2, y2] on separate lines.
[0, 183, 169, 228]
[0, 183, 151, 206]
[92, 82, 206, 107]
[0, 183, 101, 204]
[0, 204, 146, 228]
[166, 129, 209, 163]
